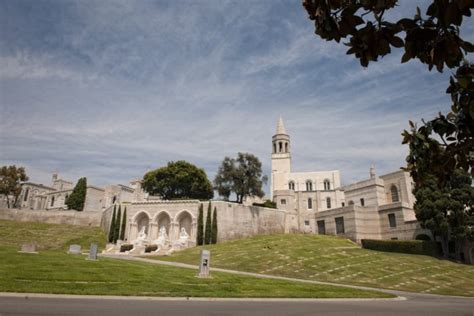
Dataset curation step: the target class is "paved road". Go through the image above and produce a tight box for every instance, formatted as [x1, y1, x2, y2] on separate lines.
[0, 293, 473, 316]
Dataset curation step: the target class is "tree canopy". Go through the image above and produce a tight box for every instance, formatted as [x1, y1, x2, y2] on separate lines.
[303, 0, 473, 182]
[142, 161, 213, 200]
[302, 0, 473, 70]
[214, 152, 267, 203]
[414, 169, 473, 258]
[0, 165, 28, 208]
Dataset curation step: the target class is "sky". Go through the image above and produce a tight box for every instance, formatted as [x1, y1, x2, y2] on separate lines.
[1, 0, 472, 194]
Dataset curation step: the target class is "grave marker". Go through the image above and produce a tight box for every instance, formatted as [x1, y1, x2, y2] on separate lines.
[87, 243, 98, 261]
[68, 244, 82, 254]
[19, 243, 37, 254]
[198, 249, 211, 278]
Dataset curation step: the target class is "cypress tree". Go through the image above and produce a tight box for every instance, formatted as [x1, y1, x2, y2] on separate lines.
[120, 207, 127, 241]
[204, 202, 212, 245]
[196, 204, 204, 246]
[108, 205, 116, 243]
[211, 206, 218, 244]
[114, 205, 121, 243]
[66, 177, 87, 211]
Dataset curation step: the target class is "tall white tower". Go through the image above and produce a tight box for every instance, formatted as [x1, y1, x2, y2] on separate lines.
[271, 117, 291, 197]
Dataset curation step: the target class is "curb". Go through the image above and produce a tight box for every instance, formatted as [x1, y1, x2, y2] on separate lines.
[0, 292, 407, 302]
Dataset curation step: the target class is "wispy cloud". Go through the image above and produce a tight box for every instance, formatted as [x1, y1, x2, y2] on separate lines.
[1, 0, 472, 193]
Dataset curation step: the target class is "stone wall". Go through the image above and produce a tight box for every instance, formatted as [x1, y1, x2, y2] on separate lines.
[209, 201, 286, 241]
[0, 208, 102, 227]
[119, 200, 287, 244]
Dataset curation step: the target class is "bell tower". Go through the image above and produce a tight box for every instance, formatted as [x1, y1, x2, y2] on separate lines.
[271, 117, 291, 196]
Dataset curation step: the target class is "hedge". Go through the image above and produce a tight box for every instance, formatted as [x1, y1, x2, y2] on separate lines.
[145, 245, 158, 253]
[253, 200, 277, 209]
[120, 244, 133, 252]
[361, 239, 440, 257]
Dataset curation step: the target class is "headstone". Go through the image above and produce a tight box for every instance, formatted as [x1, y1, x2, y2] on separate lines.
[198, 249, 211, 278]
[68, 244, 82, 254]
[19, 243, 37, 254]
[87, 243, 98, 261]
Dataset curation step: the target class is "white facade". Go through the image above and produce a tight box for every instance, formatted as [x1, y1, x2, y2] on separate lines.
[271, 117, 430, 242]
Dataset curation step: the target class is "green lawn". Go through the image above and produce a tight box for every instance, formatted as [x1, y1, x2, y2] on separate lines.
[0, 219, 106, 251]
[0, 220, 391, 298]
[155, 234, 474, 297]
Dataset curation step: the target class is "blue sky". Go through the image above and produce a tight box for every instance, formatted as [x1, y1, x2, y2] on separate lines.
[1, 0, 472, 193]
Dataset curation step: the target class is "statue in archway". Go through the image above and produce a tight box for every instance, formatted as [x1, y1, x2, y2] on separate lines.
[178, 227, 189, 245]
[134, 226, 148, 246]
[154, 225, 169, 246]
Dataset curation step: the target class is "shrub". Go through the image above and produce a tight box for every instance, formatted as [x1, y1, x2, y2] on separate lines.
[196, 204, 204, 246]
[145, 244, 158, 253]
[108, 206, 116, 243]
[211, 206, 218, 244]
[66, 177, 87, 211]
[120, 244, 133, 252]
[253, 200, 277, 209]
[204, 202, 212, 245]
[361, 239, 440, 257]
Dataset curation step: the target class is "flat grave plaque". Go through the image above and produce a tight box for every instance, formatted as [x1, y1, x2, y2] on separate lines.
[68, 244, 82, 254]
[19, 243, 37, 254]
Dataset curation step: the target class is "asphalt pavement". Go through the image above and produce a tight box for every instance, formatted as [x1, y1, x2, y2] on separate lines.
[0, 292, 473, 316]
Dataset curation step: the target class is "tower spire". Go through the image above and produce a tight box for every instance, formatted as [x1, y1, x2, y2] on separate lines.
[276, 116, 287, 135]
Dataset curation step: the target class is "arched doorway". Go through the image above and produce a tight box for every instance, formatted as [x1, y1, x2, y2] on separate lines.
[136, 212, 150, 234]
[177, 211, 192, 236]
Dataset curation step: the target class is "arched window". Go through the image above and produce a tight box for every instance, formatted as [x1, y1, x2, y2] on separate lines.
[390, 185, 399, 202]
[323, 179, 331, 190]
[326, 197, 331, 209]
[306, 181, 313, 191]
[23, 188, 29, 201]
[288, 181, 295, 190]
[307, 198, 313, 209]
[279, 142, 283, 152]
[273, 143, 277, 153]
[285, 142, 288, 152]
[348, 200, 354, 205]
[360, 198, 365, 206]
[51, 196, 55, 207]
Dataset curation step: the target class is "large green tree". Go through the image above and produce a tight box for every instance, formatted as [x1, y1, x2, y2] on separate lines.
[142, 161, 213, 200]
[414, 169, 473, 258]
[0, 165, 28, 208]
[214, 153, 267, 203]
[66, 177, 87, 211]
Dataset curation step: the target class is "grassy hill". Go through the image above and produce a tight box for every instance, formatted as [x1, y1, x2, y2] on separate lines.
[0, 219, 107, 250]
[157, 234, 474, 297]
[0, 220, 391, 298]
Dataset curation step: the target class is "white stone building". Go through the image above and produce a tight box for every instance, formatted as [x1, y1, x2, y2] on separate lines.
[18, 173, 131, 212]
[271, 117, 431, 242]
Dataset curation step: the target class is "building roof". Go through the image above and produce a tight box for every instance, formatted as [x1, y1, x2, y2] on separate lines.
[21, 182, 56, 191]
[276, 116, 287, 135]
